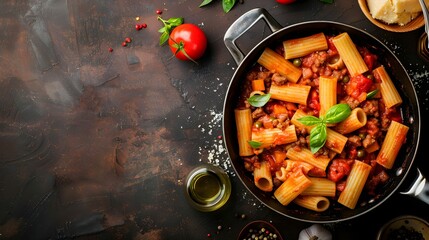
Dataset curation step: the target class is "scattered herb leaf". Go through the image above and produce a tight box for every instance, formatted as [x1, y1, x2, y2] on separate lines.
[199, 0, 213, 7]
[222, 0, 236, 13]
[248, 93, 271, 107]
[320, 0, 334, 3]
[366, 89, 379, 99]
[199, 0, 237, 13]
[248, 140, 263, 148]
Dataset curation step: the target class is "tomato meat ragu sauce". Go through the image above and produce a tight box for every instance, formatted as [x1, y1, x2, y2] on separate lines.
[234, 32, 408, 211]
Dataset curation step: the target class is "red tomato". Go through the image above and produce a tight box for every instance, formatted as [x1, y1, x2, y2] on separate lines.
[168, 23, 207, 61]
[345, 75, 373, 99]
[276, 0, 296, 4]
[328, 159, 353, 182]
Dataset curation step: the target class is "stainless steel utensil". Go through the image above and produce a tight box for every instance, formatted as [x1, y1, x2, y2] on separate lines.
[418, 0, 429, 49]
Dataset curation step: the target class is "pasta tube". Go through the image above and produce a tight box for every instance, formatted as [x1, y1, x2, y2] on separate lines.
[257, 48, 302, 83]
[274, 170, 312, 206]
[302, 177, 336, 197]
[283, 32, 328, 59]
[319, 76, 337, 117]
[251, 125, 297, 149]
[376, 121, 409, 169]
[286, 147, 331, 171]
[373, 65, 402, 108]
[269, 83, 311, 105]
[234, 108, 254, 156]
[334, 108, 367, 134]
[332, 33, 368, 77]
[275, 160, 314, 182]
[254, 161, 273, 192]
[293, 195, 330, 212]
[338, 160, 372, 209]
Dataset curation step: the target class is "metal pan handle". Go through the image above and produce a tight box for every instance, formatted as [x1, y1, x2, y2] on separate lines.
[400, 168, 429, 205]
[224, 8, 282, 65]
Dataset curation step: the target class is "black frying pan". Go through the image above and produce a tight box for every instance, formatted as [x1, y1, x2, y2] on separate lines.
[222, 8, 423, 223]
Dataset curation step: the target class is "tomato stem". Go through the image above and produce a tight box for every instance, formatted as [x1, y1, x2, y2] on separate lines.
[170, 37, 198, 64]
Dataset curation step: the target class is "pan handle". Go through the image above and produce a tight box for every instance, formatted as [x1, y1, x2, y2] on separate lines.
[224, 8, 282, 65]
[400, 168, 429, 204]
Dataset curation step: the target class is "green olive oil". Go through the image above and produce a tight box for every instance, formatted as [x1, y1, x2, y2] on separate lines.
[185, 165, 231, 212]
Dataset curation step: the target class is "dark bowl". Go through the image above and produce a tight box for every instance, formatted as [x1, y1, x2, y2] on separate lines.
[237, 220, 284, 240]
[377, 215, 429, 240]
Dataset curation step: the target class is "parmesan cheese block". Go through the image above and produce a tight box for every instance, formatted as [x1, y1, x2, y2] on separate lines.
[393, 0, 422, 13]
[367, 0, 426, 26]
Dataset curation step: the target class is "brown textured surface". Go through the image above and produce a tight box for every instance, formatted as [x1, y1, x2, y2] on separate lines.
[0, 0, 428, 239]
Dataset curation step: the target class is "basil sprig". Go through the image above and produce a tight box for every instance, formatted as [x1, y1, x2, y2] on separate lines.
[298, 103, 351, 153]
[248, 93, 271, 108]
[199, 0, 237, 13]
[157, 17, 184, 45]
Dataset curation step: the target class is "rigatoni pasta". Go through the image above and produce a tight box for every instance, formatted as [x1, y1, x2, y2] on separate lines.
[233, 31, 409, 213]
[376, 121, 409, 169]
[254, 161, 274, 192]
[234, 108, 254, 156]
[293, 195, 330, 212]
[332, 32, 368, 77]
[274, 170, 312, 206]
[334, 108, 367, 134]
[269, 83, 311, 105]
[373, 65, 403, 108]
[302, 177, 336, 197]
[251, 125, 297, 149]
[283, 32, 328, 59]
[338, 160, 372, 209]
[257, 48, 302, 83]
[319, 76, 337, 117]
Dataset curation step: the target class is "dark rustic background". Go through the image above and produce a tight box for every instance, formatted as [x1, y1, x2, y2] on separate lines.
[0, 0, 428, 239]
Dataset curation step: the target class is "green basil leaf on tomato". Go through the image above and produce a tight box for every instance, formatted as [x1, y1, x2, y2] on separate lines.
[248, 94, 271, 107]
[324, 103, 351, 124]
[309, 123, 327, 154]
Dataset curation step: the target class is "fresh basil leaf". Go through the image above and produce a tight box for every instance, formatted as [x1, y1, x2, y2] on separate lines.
[158, 27, 166, 33]
[320, 0, 334, 3]
[168, 17, 184, 27]
[309, 124, 327, 153]
[199, 0, 213, 7]
[324, 103, 351, 124]
[298, 116, 322, 126]
[248, 94, 271, 107]
[159, 31, 169, 45]
[248, 140, 263, 149]
[222, 0, 236, 13]
[366, 89, 379, 99]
